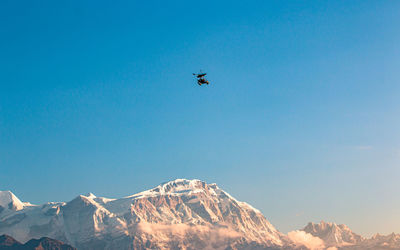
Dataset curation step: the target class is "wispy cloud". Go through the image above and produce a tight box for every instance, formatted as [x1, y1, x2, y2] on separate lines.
[136, 222, 241, 250]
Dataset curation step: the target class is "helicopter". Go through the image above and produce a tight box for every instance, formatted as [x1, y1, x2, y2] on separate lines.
[193, 71, 209, 86]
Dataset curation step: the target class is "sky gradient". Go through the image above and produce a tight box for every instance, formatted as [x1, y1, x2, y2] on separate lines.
[1, 1, 400, 236]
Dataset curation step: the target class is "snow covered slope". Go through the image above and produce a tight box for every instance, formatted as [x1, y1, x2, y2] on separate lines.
[0, 191, 30, 212]
[301, 221, 400, 250]
[302, 221, 364, 248]
[361, 233, 400, 249]
[3, 181, 398, 249]
[0, 179, 287, 249]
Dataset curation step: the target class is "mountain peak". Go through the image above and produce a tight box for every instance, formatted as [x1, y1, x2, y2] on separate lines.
[160, 178, 206, 188]
[0, 180, 280, 249]
[303, 221, 363, 247]
[128, 178, 215, 199]
[0, 191, 25, 211]
[159, 178, 207, 189]
[83, 192, 96, 199]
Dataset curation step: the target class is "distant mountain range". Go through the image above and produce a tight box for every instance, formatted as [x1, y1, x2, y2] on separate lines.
[0, 234, 75, 250]
[0, 179, 399, 250]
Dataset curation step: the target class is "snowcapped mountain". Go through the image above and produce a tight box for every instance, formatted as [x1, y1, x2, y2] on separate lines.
[300, 221, 400, 250]
[302, 221, 364, 248]
[0, 179, 287, 250]
[361, 233, 400, 249]
[0, 191, 32, 214]
[2, 181, 400, 250]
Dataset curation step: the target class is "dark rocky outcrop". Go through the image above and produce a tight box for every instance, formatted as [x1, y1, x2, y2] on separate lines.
[0, 235, 75, 250]
[0, 235, 22, 248]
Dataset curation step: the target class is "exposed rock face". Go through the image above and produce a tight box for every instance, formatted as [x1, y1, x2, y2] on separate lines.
[0, 179, 286, 250]
[2, 182, 400, 250]
[0, 234, 75, 250]
[22, 237, 76, 250]
[303, 221, 364, 247]
[301, 221, 400, 250]
[0, 234, 22, 248]
[345, 233, 400, 250]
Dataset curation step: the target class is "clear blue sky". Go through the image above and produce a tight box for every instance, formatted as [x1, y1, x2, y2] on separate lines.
[1, 1, 399, 236]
